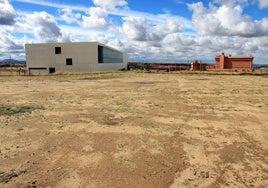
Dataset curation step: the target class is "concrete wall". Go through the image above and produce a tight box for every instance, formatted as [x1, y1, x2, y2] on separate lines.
[25, 42, 128, 74]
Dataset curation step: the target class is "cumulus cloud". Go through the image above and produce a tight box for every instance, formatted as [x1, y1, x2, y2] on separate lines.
[27, 11, 70, 42]
[154, 16, 184, 34]
[59, 8, 81, 24]
[258, 0, 268, 8]
[213, 0, 249, 7]
[188, 2, 268, 37]
[93, 0, 127, 9]
[106, 38, 124, 50]
[122, 17, 151, 41]
[122, 15, 185, 43]
[0, 29, 24, 60]
[0, 0, 17, 25]
[81, 7, 108, 28]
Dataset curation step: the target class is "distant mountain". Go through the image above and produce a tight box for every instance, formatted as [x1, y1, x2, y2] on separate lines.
[0, 59, 26, 64]
[253, 64, 268, 69]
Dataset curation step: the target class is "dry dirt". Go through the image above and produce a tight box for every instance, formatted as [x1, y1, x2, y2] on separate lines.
[0, 72, 267, 188]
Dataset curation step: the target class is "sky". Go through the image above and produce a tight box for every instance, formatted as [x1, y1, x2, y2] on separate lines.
[0, 0, 268, 64]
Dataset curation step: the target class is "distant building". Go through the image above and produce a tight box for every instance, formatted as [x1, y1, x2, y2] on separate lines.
[190, 60, 206, 71]
[207, 52, 253, 72]
[25, 42, 128, 74]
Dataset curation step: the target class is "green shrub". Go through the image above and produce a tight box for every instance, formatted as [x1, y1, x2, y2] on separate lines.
[0, 105, 44, 116]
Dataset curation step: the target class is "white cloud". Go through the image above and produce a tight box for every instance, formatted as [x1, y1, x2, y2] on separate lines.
[106, 38, 124, 51]
[27, 11, 70, 42]
[121, 14, 185, 43]
[213, 0, 249, 7]
[59, 8, 81, 24]
[154, 16, 184, 34]
[0, 0, 17, 25]
[122, 17, 151, 41]
[188, 2, 268, 37]
[0, 29, 24, 60]
[258, 0, 268, 8]
[81, 7, 108, 28]
[93, 0, 127, 9]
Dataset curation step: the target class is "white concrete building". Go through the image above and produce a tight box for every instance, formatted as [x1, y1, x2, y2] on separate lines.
[25, 42, 128, 74]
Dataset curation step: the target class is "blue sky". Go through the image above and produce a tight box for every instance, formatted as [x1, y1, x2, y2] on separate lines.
[0, 0, 268, 64]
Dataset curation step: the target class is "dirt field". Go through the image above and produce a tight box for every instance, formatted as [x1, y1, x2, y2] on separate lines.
[0, 72, 267, 187]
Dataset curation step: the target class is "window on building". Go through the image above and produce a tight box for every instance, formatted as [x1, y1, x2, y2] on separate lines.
[55, 47, 61, 54]
[66, 58, 72, 65]
[49, 67, 55, 73]
[98, 45, 123, 64]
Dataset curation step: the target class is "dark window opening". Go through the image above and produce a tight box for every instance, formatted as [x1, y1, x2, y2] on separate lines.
[29, 67, 47, 70]
[28, 67, 47, 75]
[98, 45, 123, 64]
[55, 47, 61, 54]
[49, 67, 55, 73]
[98, 46, 103, 63]
[66, 58, 73, 65]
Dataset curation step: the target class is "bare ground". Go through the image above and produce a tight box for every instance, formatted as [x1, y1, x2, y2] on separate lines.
[0, 72, 267, 187]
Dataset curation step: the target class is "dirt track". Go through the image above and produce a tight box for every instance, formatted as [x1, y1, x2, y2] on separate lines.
[0, 72, 267, 187]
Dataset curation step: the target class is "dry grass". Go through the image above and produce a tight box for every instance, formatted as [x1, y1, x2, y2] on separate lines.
[0, 72, 267, 187]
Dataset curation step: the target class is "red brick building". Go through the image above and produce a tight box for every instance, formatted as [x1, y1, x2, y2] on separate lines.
[190, 60, 207, 71]
[207, 52, 253, 72]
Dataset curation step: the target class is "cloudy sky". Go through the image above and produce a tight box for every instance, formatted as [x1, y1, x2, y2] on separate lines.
[0, 0, 268, 64]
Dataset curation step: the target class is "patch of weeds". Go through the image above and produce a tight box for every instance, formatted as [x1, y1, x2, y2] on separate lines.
[196, 78, 209, 80]
[0, 105, 45, 116]
[136, 81, 154, 85]
[4, 155, 10, 159]
[147, 101, 163, 108]
[231, 89, 240, 94]
[148, 139, 165, 153]
[239, 72, 268, 77]
[117, 159, 137, 170]
[205, 134, 213, 138]
[215, 91, 222, 95]
[115, 98, 131, 112]
[126, 161, 138, 170]
[99, 101, 113, 113]
[103, 115, 113, 122]
[79, 74, 122, 80]
[117, 143, 125, 150]
[102, 114, 118, 126]
[220, 106, 235, 111]
[57, 125, 65, 130]
[0, 169, 27, 183]
[147, 101, 153, 105]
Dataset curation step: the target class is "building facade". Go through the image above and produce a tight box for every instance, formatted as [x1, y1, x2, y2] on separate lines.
[25, 42, 128, 74]
[190, 60, 207, 71]
[207, 52, 253, 72]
